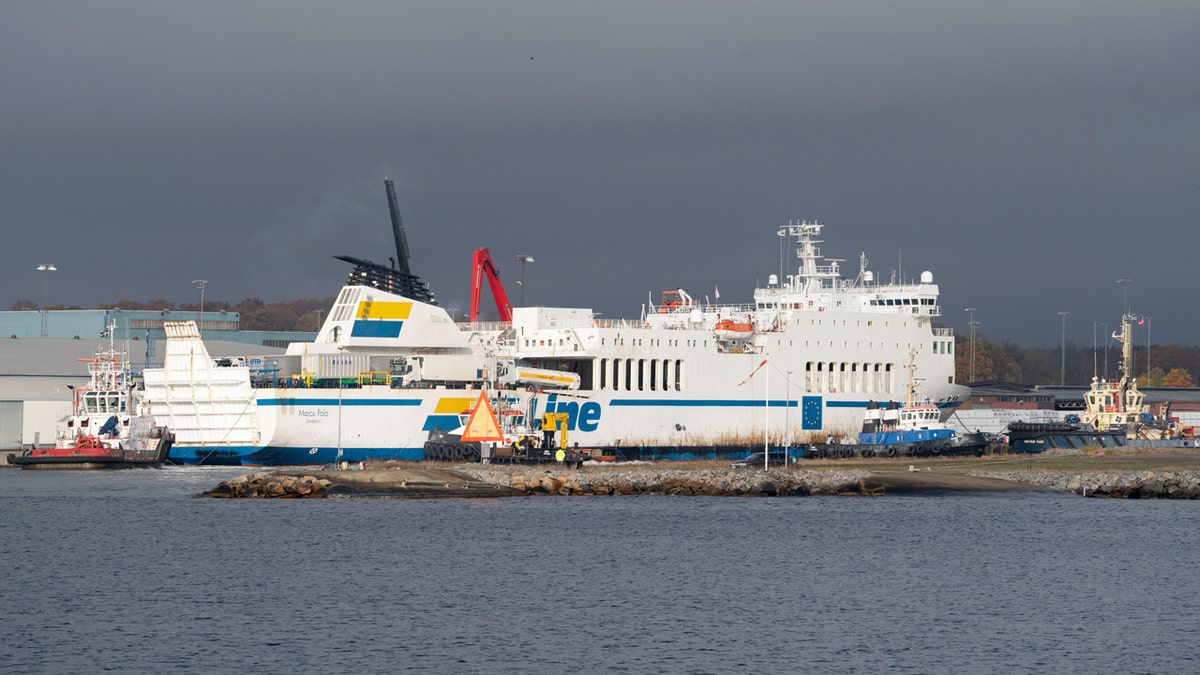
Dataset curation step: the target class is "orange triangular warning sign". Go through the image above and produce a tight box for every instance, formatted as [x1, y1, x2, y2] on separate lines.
[460, 390, 505, 443]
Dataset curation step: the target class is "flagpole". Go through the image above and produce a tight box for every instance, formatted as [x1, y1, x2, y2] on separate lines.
[735, 358, 770, 468]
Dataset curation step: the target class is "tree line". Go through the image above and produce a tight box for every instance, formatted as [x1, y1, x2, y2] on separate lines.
[954, 334, 1198, 387]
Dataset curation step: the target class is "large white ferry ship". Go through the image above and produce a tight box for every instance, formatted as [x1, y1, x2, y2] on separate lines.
[143, 194, 967, 464]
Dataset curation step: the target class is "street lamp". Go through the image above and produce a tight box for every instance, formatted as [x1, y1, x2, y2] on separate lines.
[964, 307, 977, 381]
[1092, 322, 1097, 379]
[37, 264, 56, 338]
[1146, 316, 1152, 380]
[1102, 322, 1108, 380]
[1058, 311, 1070, 386]
[192, 280, 208, 336]
[514, 255, 534, 306]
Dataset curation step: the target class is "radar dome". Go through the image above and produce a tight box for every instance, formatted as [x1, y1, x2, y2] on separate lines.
[768, 274, 779, 286]
[864, 271, 874, 283]
[920, 271, 934, 284]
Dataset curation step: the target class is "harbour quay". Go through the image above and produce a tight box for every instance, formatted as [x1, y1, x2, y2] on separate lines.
[197, 452, 1200, 499]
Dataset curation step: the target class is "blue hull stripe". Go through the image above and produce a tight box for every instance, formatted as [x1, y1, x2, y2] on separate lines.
[423, 415, 462, 431]
[247, 397, 956, 411]
[253, 446, 425, 465]
[168, 444, 424, 466]
[609, 399, 798, 408]
[610, 398, 957, 410]
[168, 445, 260, 465]
[257, 398, 422, 407]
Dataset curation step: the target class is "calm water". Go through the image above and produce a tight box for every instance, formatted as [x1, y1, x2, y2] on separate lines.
[2, 468, 1198, 674]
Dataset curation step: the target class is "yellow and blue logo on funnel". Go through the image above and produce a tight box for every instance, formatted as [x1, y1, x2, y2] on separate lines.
[351, 300, 411, 338]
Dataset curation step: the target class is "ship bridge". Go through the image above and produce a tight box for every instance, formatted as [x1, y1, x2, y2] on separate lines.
[755, 220, 941, 318]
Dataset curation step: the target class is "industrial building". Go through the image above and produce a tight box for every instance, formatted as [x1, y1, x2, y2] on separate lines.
[0, 309, 308, 452]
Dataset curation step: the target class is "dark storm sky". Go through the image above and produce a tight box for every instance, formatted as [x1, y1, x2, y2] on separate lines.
[2, 1, 1198, 345]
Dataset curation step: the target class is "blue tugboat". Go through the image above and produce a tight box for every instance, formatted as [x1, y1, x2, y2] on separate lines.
[807, 352, 990, 459]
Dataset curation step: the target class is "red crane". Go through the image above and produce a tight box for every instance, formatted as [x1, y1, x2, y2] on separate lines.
[470, 247, 513, 322]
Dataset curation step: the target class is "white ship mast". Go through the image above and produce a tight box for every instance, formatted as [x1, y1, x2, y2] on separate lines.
[780, 220, 842, 295]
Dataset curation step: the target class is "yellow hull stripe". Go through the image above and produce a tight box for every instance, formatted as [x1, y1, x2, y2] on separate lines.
[435, 397, 476, 414]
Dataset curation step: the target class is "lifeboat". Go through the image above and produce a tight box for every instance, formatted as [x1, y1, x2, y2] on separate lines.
[713, 319, 754, 341]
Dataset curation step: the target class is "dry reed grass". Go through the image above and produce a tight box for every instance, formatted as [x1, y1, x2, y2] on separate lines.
[362, 446, 1200, 475]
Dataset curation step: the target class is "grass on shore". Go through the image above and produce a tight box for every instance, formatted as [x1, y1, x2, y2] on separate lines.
[365, 447, 1200, 475]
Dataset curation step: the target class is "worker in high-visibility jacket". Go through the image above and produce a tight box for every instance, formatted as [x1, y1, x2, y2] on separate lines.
[555, 448, 565, 465]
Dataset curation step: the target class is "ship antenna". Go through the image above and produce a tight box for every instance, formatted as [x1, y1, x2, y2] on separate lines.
[904, 349, 918, 408]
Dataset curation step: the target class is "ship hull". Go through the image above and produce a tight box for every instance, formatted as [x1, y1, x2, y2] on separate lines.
[6, 454, 167, 470]
[162, 385, 965, 465]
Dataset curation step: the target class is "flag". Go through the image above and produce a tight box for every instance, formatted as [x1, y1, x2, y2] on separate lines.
[100, 330, 109, 337]
[1138, 316, 1145, 326]
[714, 286, 720, 301]
[736, 359, 768, 386]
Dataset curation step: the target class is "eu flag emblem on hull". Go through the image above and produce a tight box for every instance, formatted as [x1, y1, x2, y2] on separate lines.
[802, 396, 822, 430]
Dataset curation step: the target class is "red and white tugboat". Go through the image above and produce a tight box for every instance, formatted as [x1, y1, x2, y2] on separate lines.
[7, 325, 173, 469]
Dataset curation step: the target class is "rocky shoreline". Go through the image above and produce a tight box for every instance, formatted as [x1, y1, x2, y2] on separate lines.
[971, 470, 1200, 499]
[460, 466, 879, 496]
[197, 463, 1200, 499]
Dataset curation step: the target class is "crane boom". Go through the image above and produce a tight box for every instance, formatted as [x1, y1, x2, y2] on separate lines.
[470, 247, 514, 322]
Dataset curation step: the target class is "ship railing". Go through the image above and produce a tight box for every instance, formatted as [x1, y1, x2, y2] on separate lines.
[932, 327, 955, 337]
[871, 282, 936, 293]
[649, 301, 754, 315]
[717, 302, 757, 314]
[591, 318, 640, 329]
[457, 320, 513, 331]
[252, 375, 382, 390]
